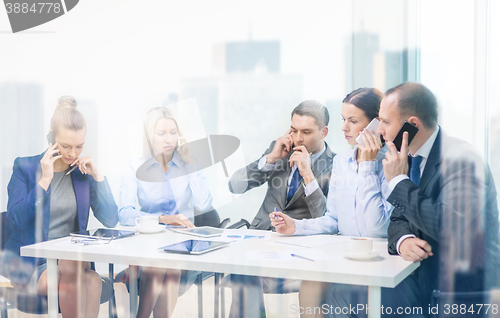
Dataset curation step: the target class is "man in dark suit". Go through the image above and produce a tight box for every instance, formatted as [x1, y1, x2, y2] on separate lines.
[325, 82, 499, 317]
[381, 82, 499, 316]
[228, 100, 335, 318]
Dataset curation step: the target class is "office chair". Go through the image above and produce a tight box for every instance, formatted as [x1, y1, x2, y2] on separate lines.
[193, 208, 250, 318]
[0, 211, 115, 318]
[430, 289, 491, 318]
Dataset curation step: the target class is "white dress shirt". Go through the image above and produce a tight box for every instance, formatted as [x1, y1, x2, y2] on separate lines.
[292, 147, 392, 238]
[118, 151, 213, 226]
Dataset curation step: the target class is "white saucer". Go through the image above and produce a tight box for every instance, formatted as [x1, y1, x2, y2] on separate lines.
[344, 249, 380, 260]
[136, 224, 165, 234]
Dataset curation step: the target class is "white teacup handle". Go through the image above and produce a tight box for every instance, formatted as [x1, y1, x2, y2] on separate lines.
[135, 218, 141, 226]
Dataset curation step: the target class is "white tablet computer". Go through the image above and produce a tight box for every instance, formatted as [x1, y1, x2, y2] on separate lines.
[168, 226, 224, 238]
[159, 239, 229, 255]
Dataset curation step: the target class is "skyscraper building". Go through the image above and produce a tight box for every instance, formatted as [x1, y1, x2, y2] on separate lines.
[345, 29, 380, 91]
[0, 82, 45, 210]
[180, 40, 302, 162]
[345, 29, 417, 93]
[179, 40, 302, 222]
[214, 40, 280, 74]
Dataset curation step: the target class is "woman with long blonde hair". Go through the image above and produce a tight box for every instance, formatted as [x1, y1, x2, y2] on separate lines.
[118, 106, 213, 317]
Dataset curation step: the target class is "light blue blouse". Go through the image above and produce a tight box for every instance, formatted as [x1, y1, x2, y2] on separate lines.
[294, 146, 392, 237]
[118, 151, 213, 226]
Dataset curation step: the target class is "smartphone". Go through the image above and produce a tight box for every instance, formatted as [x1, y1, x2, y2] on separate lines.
[392, 121, 419, 152]
[356, 118, 380, 147]
[159, 239, 229, 255]
[46, 132, 60, 157]
[70, 229, 136, 239]
[288, 131, 294, 150]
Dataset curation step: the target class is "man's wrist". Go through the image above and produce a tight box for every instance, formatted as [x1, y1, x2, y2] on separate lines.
[396, 234, 416, 255]
[303, 178, 319, 196]
[266, 154, 278, 165]
[303, 172, 315, 185]
[388, 175, 409, 193]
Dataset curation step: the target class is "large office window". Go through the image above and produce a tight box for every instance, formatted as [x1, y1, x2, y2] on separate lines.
[489, 0, 500, 191]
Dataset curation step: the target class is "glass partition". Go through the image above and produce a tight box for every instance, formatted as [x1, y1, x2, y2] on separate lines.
[0, 1, 498, 317]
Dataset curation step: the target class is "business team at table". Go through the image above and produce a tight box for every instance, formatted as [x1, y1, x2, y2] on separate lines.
[2, 82, 499, 318]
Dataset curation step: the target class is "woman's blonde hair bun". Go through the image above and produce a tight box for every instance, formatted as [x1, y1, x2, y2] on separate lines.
[57, 95, 77, 108]
[51, 95, 86, 135]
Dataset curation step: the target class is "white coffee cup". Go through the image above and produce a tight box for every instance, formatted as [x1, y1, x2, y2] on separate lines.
[349, 237, 373, 255]
[135, 215, 159, 229]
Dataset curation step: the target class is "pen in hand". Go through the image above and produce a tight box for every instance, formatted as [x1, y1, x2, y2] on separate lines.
[66, 165, 78, 176]
[291, 253, 315, 262]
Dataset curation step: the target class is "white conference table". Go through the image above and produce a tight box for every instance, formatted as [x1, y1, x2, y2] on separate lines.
[21, 229, 418, 318]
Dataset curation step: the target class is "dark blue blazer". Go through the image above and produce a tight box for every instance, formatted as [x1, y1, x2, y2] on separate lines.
[387, 129, 500, 310]
[5, 153, 118, 265]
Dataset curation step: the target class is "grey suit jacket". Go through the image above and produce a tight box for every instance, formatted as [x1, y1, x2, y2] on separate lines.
[229, 141, 335, 230]
[387, 129, 500, 309]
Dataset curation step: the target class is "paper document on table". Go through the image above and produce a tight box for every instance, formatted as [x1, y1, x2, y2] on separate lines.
[221, 229, 272, 241]
[247, 249, 330, 261]
[247, 250, 282, 261]
[275, 235, 348, 248]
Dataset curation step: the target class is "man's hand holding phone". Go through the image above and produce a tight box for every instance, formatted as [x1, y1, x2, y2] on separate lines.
[383, 132, 410, 182]
[392, 121, 418, 152]
[267, 128, 294, 165]
[38, 143, 63, 191]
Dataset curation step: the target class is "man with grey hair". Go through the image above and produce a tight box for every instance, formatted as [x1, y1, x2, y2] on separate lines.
[325, 82, 499, 317]
[228, 100, 335, 318]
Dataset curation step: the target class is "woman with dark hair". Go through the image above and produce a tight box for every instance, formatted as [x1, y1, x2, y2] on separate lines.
[270, 88, 392, 318]
[3, 96, 118, 318]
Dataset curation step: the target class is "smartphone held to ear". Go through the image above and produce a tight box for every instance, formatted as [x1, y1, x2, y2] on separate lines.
[392, 122, 419, 152]
[46, 132, 60, 157]
[356, 118, 380, 147]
